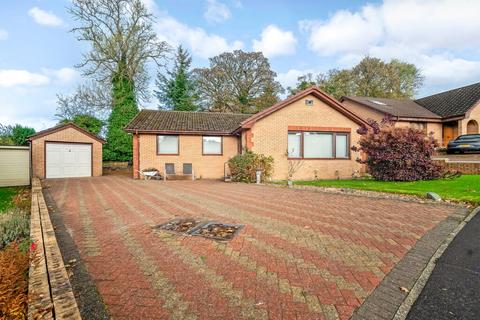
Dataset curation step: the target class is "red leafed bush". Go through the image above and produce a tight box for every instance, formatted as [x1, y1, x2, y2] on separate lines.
[0, 242, 29, 320]
[353, 118, 441, 181]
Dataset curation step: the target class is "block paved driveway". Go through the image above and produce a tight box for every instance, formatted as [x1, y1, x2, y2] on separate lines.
[45, 175, 459, 320]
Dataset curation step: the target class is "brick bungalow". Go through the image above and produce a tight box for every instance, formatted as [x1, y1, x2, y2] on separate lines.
[125, 87, 369, 180]
[340, 82, 480, 146]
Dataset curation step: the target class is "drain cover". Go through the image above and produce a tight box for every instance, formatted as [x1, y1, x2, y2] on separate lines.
[190, 222, 244, 241]
[154, 218, 203, 234]
[153, 218, 244, 241]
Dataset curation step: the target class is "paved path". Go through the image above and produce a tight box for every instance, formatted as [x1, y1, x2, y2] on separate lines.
[407, 210, 480, 319]
[43, 175, 464, 320]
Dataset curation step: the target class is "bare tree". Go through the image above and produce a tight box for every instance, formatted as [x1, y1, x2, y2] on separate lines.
[69, 0, 170, 101]
[56, 83, 111, 121]
[194, 50, 283, 113]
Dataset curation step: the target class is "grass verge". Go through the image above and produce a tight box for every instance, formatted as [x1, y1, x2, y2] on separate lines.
[296, 175, 480, 204]
[0, 187, 19, 213]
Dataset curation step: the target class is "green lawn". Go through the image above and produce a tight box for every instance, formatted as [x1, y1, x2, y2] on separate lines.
[296, 175, 480, 204]
[0, 187, 19, 213]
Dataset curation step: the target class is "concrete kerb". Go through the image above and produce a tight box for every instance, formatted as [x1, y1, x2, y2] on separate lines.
[28, 177, 82, 320]
[393, 205, 480, 320]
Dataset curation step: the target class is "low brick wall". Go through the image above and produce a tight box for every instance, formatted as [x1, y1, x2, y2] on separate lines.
[103, 161, 130, 169]
[434, 160, 480, 174]
[28, 178, 81, 320]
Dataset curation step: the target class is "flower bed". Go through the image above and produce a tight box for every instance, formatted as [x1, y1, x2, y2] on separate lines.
[0, 187, 30, 319]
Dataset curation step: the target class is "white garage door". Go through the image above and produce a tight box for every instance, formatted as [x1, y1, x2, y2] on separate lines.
[46, 143, 92, 178]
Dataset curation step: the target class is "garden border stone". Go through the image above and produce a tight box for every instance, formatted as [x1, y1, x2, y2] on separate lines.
[28, 177, 81, 320]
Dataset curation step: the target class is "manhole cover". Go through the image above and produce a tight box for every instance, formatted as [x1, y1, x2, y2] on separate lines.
[154, 218, 203, 234]
[191, 222, 244, 241]
[153, 218, 244, 241]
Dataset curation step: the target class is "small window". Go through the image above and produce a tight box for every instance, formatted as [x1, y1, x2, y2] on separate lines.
[183, 163, 192, 175]
[335, 134, 348, 158]
[158, 135, 179, 154]
[203, 136, 222, 155]
[165, 163, 175, 174]
[305, 99, 314, 106]
[288, 132, 302, 157]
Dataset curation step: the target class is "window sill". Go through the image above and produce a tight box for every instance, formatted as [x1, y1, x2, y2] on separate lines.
[287, 157, 351, 160]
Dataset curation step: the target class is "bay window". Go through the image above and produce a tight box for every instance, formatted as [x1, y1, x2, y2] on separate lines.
[287, 131, 349, 159]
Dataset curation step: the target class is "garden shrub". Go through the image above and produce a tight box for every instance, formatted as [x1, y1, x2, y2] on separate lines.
[0, 242, 29, 320]
[353, 118, 441, 181]
[0, 209, 30, 250]
[228, 150, 274, 183]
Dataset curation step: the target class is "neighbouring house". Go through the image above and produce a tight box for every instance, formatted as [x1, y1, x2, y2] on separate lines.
[340, 82, 480, 146]
[29, 123, 105, 179]
[125, 87, 369, 180]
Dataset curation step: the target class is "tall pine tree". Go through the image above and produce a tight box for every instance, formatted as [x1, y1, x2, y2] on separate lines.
[155, 46, 198, 111]
[103, 71, 139, 161]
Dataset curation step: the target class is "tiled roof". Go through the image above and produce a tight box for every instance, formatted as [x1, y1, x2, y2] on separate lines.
[342, 96, 441, 119]
[415, 82, 480, 118]
[124, 109, 252, 134]
[28, 122, 106, 143]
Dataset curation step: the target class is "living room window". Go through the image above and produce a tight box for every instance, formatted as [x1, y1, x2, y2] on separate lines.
[157, 135, 179, 155]
[410, 122, 427, 134]
[202, 136, 222, 155]
[287, 131, 349, 159]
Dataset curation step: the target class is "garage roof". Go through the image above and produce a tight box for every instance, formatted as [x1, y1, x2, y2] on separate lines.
[28, 123, 106, 143]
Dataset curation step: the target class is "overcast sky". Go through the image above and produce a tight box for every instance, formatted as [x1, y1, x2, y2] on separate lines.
[1, 0, 480, 130]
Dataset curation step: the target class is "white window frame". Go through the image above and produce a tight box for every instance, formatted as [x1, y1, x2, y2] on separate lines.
[202, 136, 222, 155]
[157, 135, 179, 155]
[287, 131, 350, 160]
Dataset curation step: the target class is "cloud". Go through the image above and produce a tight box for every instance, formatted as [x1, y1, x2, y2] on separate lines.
[204, 0, 231, 23]
[42, 67, 80, 84]
[140, 0, 158, 13]
[0, 70, 50, 87]
[276, 68, 315, 91]
[252, 25, 297, 58]
[28, 7, 63, 27]
[300, 0, 480, 93]
[0, 29, 8, 40]
[140, 1, 242, 58]
[0, 68, 80, 88]
[302, 0, 480, 56]
[300, 6, 382, 56]
[155, 14, 243, 58]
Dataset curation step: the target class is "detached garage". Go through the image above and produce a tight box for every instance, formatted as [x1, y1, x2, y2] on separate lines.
[29, 123, 105, 179]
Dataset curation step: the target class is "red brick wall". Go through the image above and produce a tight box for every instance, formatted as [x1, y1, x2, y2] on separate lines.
[434, 160, 480, 174]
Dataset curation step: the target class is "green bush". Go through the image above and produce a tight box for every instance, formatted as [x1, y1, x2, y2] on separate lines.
[60, 114, 104, 135]
[228, 150, 274, 183]
[0, 209, 30, 250]
[11, 125, 36, 146]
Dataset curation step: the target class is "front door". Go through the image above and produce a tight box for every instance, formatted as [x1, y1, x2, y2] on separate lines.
[442, 122, 458, 146]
